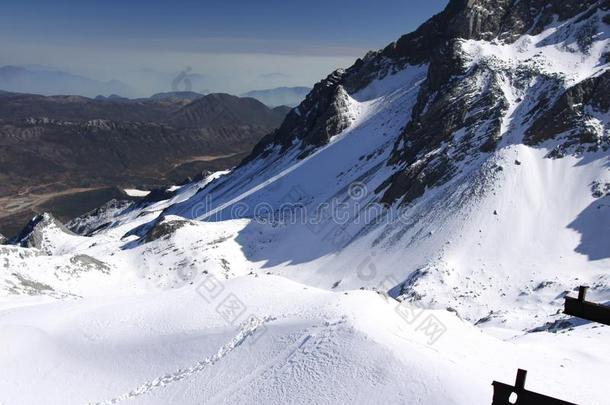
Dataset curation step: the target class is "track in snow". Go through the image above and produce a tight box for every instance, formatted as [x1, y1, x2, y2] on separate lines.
[204, 318, 346, 404]
[89, 316, 268, 405]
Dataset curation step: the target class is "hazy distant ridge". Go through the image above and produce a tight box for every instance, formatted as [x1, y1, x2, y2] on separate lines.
[241, 86, 311, 107]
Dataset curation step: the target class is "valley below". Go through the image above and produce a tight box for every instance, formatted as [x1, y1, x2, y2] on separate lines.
[0, 92, 287, 236]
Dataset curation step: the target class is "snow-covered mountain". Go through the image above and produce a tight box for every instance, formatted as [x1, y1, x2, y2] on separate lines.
[1, 1, 609, 404]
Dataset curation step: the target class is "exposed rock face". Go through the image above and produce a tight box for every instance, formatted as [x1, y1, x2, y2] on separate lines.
[69, 254, 111, 274]
[67, 199, 132, 236]
[243, 0, 608, 206]
[379, 59, 510, 204]
[247, 0, 606, 167]
[525, 70, 610, 152]
[437, 0, 599, 42]
[246, 69, 349, 160]
[591, 180, 610, 197]
[143, 216, 191, 243]
[378, 0, 609, 205]
[10, 213, 75, 251]
[0, 233, 6, 244]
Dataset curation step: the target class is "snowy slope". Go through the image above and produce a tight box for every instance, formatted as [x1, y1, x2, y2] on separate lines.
[0, 1, 609, 404]
[154, 3, 610, 329]
[0, 276, 608, 405]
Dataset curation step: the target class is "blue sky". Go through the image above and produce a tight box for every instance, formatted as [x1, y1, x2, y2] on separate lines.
[0, 0, 448, 95]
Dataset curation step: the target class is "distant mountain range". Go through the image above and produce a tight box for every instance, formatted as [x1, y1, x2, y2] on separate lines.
[0, 65, 132, 98]
[241, 86, 311, 107]
[169, 93, 291, 128]
[149, 91, 204, 101]
[0, 66, 313, 108]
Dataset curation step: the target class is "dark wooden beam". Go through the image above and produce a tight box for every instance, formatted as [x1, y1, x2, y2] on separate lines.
[564, 286, 610, 326]
[492, 369, 577, 405]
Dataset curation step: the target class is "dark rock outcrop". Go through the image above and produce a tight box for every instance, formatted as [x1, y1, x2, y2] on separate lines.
[377, 0, 607, 205]
[525, 70, 610, 150]
[143, 216, 191, 243]
[244, 0, 605, 170]
[10, 213, 75, 250]
[67, 199, 132, 236]
[245, 69, 350, 161]
[380, 56, 511, 205]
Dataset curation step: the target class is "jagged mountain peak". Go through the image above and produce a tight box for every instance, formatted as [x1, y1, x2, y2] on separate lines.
[148, 0, 609, 330]
[247, 0, 608, 167]
[10, 213, 77, 254]
[382, 1, 609, 203]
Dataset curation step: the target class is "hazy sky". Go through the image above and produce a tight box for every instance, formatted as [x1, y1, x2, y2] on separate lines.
[0, 0, 448, 96]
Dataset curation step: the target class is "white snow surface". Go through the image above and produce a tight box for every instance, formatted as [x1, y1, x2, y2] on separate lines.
[1, 7, 609, 404]
[1, 276, 608, 405]
[124, 189, 151, 198]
